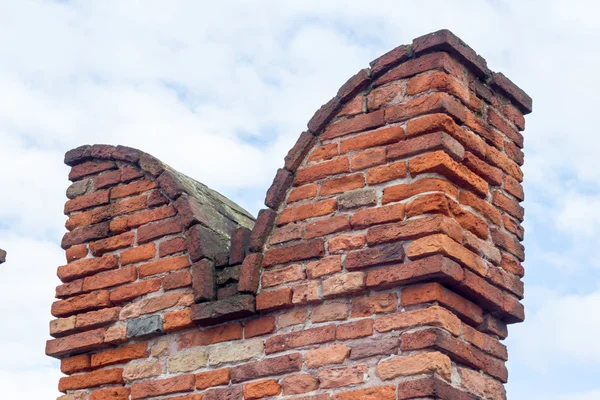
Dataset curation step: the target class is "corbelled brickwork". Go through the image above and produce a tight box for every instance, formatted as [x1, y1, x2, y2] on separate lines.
[47, 29, 531, 400]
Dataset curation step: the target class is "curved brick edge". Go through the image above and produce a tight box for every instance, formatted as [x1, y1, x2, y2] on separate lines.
[238, 28, 532, 310]
[0, 248, 5, 264]
[48, 145, 258, 358]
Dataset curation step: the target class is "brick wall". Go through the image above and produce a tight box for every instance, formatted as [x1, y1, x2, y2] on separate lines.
[47, 29, 531, 400]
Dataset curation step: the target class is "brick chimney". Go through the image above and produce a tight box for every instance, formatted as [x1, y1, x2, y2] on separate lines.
[47, 29, 531, 400]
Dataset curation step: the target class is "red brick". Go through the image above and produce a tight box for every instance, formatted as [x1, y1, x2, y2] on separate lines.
[505, 139, 524, 165]
[121, 243, 156, 265]
[82, 266, 137, 292]
[120, 166, 143, 182]
[318, 365, 367, 389]
[262, 264, 304, 288]
[110, 278, 162, 303]
[340, 126, 403, 155]
[383, 177, 458, 204]
[93, 170, 122, 189]
[305, 216, 350, 239]
[339, 95, 364, 117]
[292, 281, 321, 305]
[351, 293, 398, 317]
[178, 324, 242, 349]
[366, 160, 407, 184]
[89, 232, 134, 256]
[270, 224, 303, 244]
[333, 386, 396, 400]
[287, 184, 318, 203]
[75, 307, 120, 330]
[110, 179, 157, 200]
[138, 255, 191, 277]
[305, 345, 350, 368]
[262, 239, 325, 267]
[463, 323, 508, 360]
[459, 190, 502, 225]
[367, 81, 404, 111]
[112, 206, 177, 233]
[406, 233, 487, 276]
[131, 374, 195, 399]
[409, 150, 488, 196]
[366, 254, 463, 290]
[345, 242, 404, 270]
[366, 214, 463, 246]
[91, 342, 148, 368]
[230, 353, 302, 383]
[402, 282, 483, 325]
[59, 368, 123, 392]
[51, 290, 111, 317]
[110, 194, 148, 217]
[58, 254, 119, 282]
[311, 302, 349, 323]
[321, 110, 385, 140]
[140, 291, 193, 314]
[244, 379, 281, 399]
[295, 157, 349, 186]
[308, 143, 339, 163]
[493, 190, 524, 221]
[69, 161, 117, 181]
[491, 226, 525, 261]
[504, 175, 524, 201]
[256, 288, 293, 311]
[327, 235, 366, 254]
[46, 328, 107, 358]
[62, 222, 110, 250]
[351, 203, 405, 229]
[322, 272, 366, 298]
[163, 309, 194, 332]
[351, 147, 386, 170]
[464, 152, 503, 186]
[488, 108, 523, 147]
[137, 218, 182, 243]
[244, 316, 276, 338]
[89, 388, 130, 400]
[385, 92, 467, 125]
[336, 319, 373, 340]
[159, 237, 187, 257]
[320, 174, 365, 195]
[66, 244, 88, 262]
[265, 325, 335, 354]
[281, 374, 319, 396]
[465, 111, 504, 148]
[374, 51, 463, 87]
[277, 199, 337, 225]
[279, 309, 308, 327]
[306, 256, 342, 279]
[195, 368, 230, 389]
[407, 71, 482, 112]
[162, 270, 192, 290]
[61, 354, 91, 374]
[448, 200, 489, 240]
[388, 131, 465, 162]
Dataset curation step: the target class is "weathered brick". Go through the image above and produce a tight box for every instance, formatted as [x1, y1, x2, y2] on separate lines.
[244, 379, 281, 400]
[382, 177, 458, 204]
[91, 342, 148, 368]
[375, 305, 461, 336]
[345, 242, 404, 270]
[292, 281, 321, 305]
[374, 51, 463, 87]
[318, 365, 367, 389]
[350, 147, 386, 170]
[294, 158, 349, 186]
[130, 374, 195, 399]
[244, 316, 276, 338]
[366, 160, 407, 184]
[61, 354, 91, 374]
[196, 368, 230, 389]
[121, 243, 156, 265]
[69, 161, 116, 181]
[281, 374, 319, 396]
[327, 235, 366, 254]
[321, 110, 385, 140]
[320, 174, 365, 195]
[178, 323, 242, 349]
[351, 293, 398, 317]
[138, 255, 191, 278]
[322, 272, 366, 298]
[46, 328, 107, 358]
[110, 278, 162, 303]
[59, 368, 123, 392]
[256, 288, 293, 311]
[350, 203, 405, 229]
[388, 131, 465, 161]
[305, 215, 350, 239]
[376, 351, 451, 381]
[137, 218, 182, 244]
[277, 199, 337, 225]
[311, 302, 349, 323]
[402, 282, 483, 325]
[308, 143, 339, 163]
[58, 254, 119, 282]
[262, 264, 304, 288]
[385, 92, 467, 125]
[493, 190, 524, 221]
[265, 325, 336, 354]
[333, 386, 396, 400]
[306, 256, 342, 279]
[287, 184, 318, 203]
[82, 265, 137, 292]
[89, 388, 130, 400]
[366, 215, 463, 246]
[230, 353, 302, 383]
[51, 290, 111, 317]
[111, 179, 157, 200]
[336, 319, 373, 340]
[279, 309, 308, 328]
[262, 239, 325, 267]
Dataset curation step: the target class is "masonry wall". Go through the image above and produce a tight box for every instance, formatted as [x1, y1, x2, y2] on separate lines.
[47, 30, 531, 400]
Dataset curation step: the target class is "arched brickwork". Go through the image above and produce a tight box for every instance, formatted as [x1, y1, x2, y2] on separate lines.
[47, 30, 531, 400]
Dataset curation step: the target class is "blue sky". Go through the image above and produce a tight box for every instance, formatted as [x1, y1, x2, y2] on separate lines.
[0, 0, 599, 398]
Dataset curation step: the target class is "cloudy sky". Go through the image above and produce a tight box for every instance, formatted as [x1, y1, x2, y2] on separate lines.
[0, 0, 598, 398]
